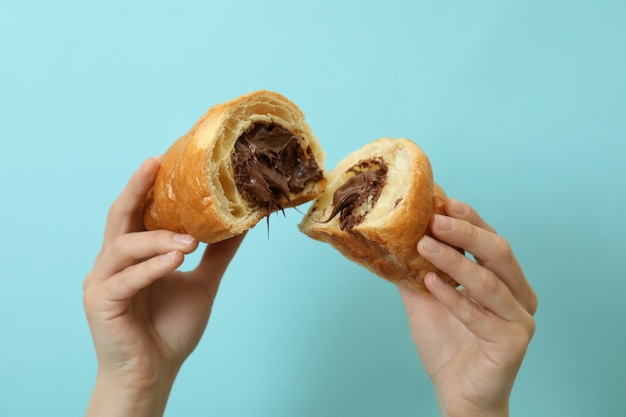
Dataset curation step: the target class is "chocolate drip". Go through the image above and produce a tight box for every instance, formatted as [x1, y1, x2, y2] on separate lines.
[232, 122, 323, 214]
[323, 157, 388, 230]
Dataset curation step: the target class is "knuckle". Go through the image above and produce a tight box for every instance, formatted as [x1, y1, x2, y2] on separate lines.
[463, 221, 478, 242]
[107, 197, 125, 219]
[526, 288, 539, 316]
[82, 283, 99, 312]
[446, 247, 467, 270]
[501, 324, 534, 365]
[457, 220, 481, 249]
[493, 235, 514, 259]
[512, 314, 536, 345]
[82, 274, 93, 292]
[458, 298, 486, 327]
[472, 269, 503, 297]
[525, 315, 537, 339]
[108, 234, 132, 257]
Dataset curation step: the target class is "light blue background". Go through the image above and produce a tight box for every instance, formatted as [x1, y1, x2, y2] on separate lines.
[1, 0, 625, 416]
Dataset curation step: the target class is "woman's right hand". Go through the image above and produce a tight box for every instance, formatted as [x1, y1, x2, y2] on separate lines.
[83, 157, 245, 417]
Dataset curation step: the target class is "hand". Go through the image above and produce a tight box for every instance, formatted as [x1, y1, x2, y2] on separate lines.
[398, 198, 537, 417]
[83, 157, 245, 417]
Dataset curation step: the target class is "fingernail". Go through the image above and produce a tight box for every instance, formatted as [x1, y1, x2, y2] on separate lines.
[419, 235, 442, 253]
[427, 272, 446, 288]
[173, 234, 195, 245]
[161, 250, 177, 262]
[449, 199, 468, 215]
[434, 214, 454, 231]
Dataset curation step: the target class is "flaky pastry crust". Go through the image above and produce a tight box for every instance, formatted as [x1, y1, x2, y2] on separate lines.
[143, 90, 326, 243]
[298, 138, 455, 291]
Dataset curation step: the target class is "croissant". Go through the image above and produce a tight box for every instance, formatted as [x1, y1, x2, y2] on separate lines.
[298, 138, 456, 291]
[143, 90, 327, 243]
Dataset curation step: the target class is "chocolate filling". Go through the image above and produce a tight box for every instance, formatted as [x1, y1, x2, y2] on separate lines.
[231, 122, 323, 214]
[323, 157, 388, 230]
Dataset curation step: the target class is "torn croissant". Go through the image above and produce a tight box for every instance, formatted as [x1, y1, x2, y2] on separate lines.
[298, 137, 456, 291]
[143, 90, 326, 243]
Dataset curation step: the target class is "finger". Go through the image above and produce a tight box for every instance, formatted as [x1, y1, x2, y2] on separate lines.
[397, 283, 431, 317]
[422, 272, 522, 342]
[190, 232, 247, 296]
[103, 157, 162, 247]
[91, 231, 198, 281]
[445, 198, 496, 234]
[430, 214, 537, 315]
[396, 284, 449, 335]
[103, 250, 185, 302]
[418, 235, 527, 322]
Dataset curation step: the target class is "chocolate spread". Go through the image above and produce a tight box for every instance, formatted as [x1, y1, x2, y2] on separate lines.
[323, 157, 388, 230]
[232, 122, 323, 214]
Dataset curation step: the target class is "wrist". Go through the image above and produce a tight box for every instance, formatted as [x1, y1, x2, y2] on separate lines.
[85, 367, 179, 417]
[438, 402, 509, 417]
[436, 390, 510, 417]
[441, 409, 509, 417]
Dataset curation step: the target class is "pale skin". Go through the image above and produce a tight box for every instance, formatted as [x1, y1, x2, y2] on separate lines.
[83, 157, 536, 417]
[399, 199, 537, 417]
[83, 157, 246, 417]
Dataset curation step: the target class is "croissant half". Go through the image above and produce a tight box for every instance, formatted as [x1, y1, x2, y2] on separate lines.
[298, 138, 456, 291]
[143, 90, 327, 243]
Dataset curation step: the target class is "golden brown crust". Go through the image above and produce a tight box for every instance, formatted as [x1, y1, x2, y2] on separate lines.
[143, 90, 326, 243]
[298, 138, 455, 291]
